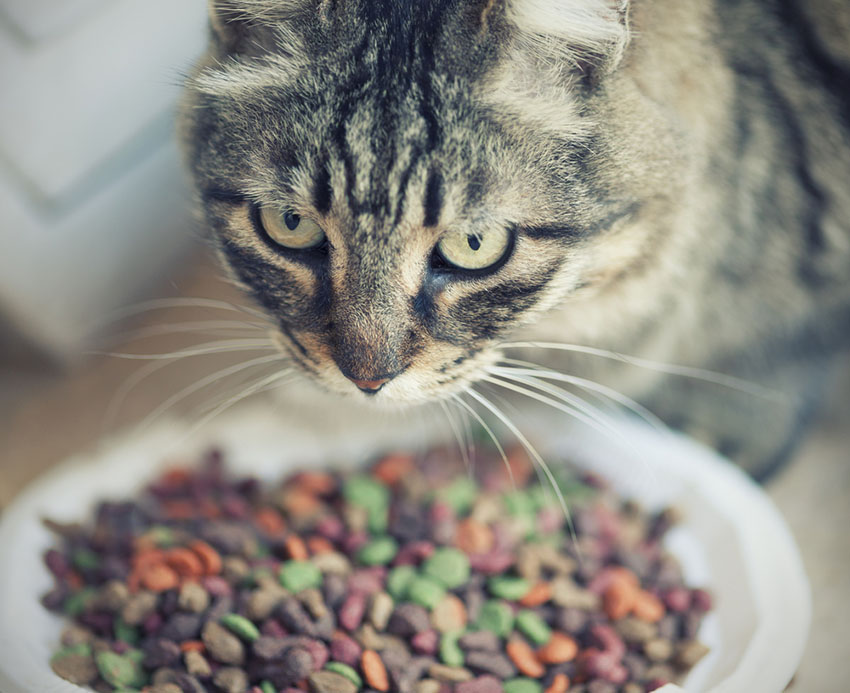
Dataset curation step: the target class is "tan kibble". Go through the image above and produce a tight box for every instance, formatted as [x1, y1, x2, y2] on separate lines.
[178, 581, 210, 613]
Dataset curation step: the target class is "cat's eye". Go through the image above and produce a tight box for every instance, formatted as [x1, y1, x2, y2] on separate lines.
[435, 227, 512, 271]
[259, 206, 326, 250]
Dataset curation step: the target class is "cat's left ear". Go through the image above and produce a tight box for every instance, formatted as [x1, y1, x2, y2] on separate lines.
[482, 0, 632, 78]
[207, 1, 304, 53]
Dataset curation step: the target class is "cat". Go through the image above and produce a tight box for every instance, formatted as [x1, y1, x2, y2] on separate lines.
[177, 0, 850, 480]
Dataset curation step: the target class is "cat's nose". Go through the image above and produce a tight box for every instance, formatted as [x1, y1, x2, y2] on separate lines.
[346, 375, 392, 393]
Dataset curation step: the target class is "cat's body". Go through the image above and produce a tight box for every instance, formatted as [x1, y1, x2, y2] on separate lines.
[179, 0, 850, 479]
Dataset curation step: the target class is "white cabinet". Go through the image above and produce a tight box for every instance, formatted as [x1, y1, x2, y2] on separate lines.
[0, 0, 209, 358]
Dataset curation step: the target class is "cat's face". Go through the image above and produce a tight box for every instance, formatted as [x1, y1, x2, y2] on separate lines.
[179, 0, 669, 404]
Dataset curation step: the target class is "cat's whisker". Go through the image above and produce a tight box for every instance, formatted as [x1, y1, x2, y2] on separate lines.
[136, 354, 289, 433]
[500, 341, 785, 401]
[102, 297, 271, 326]
[104, 319, 269, 346]
[449, 393, 514, 489]
[494, 360, 667, 430]
[482, 373, 630, 447]
[92, 339, 277, 361]
[465, 388, 577, 547]
[438, 399, 471, 474]
[171, 368, 297, 450]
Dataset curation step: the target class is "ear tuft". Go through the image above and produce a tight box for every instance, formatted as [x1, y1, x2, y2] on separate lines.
[207, 0, 306, 51]
[505, 0, 631, 75]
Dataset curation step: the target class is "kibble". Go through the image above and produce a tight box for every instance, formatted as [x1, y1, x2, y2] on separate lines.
[41, 445, 712, 692]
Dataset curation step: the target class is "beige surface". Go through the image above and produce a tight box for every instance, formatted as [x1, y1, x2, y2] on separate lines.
[1, 247, 848, 691]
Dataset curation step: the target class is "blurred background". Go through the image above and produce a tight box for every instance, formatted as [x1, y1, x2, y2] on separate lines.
[0, 1, 847, 690]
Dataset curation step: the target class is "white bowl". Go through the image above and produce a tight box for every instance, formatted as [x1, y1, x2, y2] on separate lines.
[0, 405, 809, 693]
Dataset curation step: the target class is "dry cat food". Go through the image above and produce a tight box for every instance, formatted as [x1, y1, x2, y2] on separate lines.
[41, 444, 712, 693]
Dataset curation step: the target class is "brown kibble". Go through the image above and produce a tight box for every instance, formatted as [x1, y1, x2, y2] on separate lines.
[309, 670, 359, 693]
[632, 591, 665, 623]
[50, 653, 98, 686]
[362, 649, 390, 691]
[201, 621, 245, 666]
[213, 666, 249, 693]
[189, 540, 222, 576]
[519, 582, 553, 607]
[455, 519, 495, 555]
[121, 591, 158, 625]
[544, 673, 570, 693]
[644, 637, 674, 662]
[431, 594, 468, 633]
[506, 639, 545, 678]
[428, 663, 475, 683]
[184, 649, 212, 677]
[141, 562, 180, 592]
[536, 632, 578, 664]
[603, 581, 636, 620]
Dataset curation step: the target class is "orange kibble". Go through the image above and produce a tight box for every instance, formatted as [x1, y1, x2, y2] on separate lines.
[189, 540, 222, 576]
[285, 534, 309, 561]
[372, 453, 415, 485]
[506, 639, 545, 678]
[132, 549, 166, 570]
[160, 468, 191, 487]
[632, 590, 665, 623]
[545, 673, 570, 693]
[603, 581, 637, 620]
[199, 498, 222, 519]
[295, 680, 310, 691]
[292, 471, 337, 495]
[362, 649, 390, 691]
[455, 519, 495, 555]
[165, 548, 205, 578]
[66, 571, 83, 591]
[162, 500, 196, 520]
[519, 582, 553, 607]
[140, 562, 180, 592]
[179, 640, 205, 653]
[280, 489, 321, 516]
[307, 536, 335, 555]
[536, 632, 578, 664]
[127, 569, 142, 593]
[255, 507, 287, 535]
[609, 566, 640, 589]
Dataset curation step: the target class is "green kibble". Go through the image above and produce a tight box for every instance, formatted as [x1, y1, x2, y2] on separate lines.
[440, 630, 465, 667]
[442, 477, 478, 513]
[504, 678, 543, 693]
[358, 535, 398, 566]
[63, 588, 97, 617]
[407, 575, 447, 609]
[71, 548, 100, 572]
[325, 661, 363, 688]
[260, 682, 277, 693]
[423, 548, 471, 589]
[516, 610, 552, 646]
[145, 525, 177, 548]
[368, 505, 389, 534]
[503, 491, 536, 517]
[343, 475, 390, 509]
[279, 560, 322, 592]
[51, 644, 92, 662]
[475, 600, 515, 637]
[220, 613, 261, 642]
[113, 617, 140, 646]
[95, 651, 147, 689]
[387, 565, 417, 600]
[488, 576, 531, 601]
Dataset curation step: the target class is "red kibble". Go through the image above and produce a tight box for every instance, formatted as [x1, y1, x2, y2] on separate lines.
[330, 633, 362, 666]
[348, 568, 385, 594]
[201, 576, 232, 597]
[411, 629, 440, 655]
[457, 676, 504, 693]
[469, 550, 515, 574]
[664, 587, 692, 613]
[691, 588, 713, 612]
[315, 515, 344, 541]
[646, 678, 670, 691]
[339, 593, 367, 631]
[44, 550, 70, 578]
[590, 623, 626, 659]
[393, 541, 435, 566]
[254, 507, 287, 535]
[307, 536, 335, 555]
[579, 648, 620, 680]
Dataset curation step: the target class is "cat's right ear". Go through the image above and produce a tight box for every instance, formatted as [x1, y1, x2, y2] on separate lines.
[207, 1, 251, 52]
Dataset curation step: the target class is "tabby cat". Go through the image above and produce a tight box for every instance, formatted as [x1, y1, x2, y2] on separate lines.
[178, 0, 850, 480]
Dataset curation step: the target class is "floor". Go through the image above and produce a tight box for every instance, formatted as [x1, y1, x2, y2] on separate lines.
[1, 249, 848, 692]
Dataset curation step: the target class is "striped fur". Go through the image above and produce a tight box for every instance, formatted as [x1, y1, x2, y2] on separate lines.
[179, 0, 850, 476]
